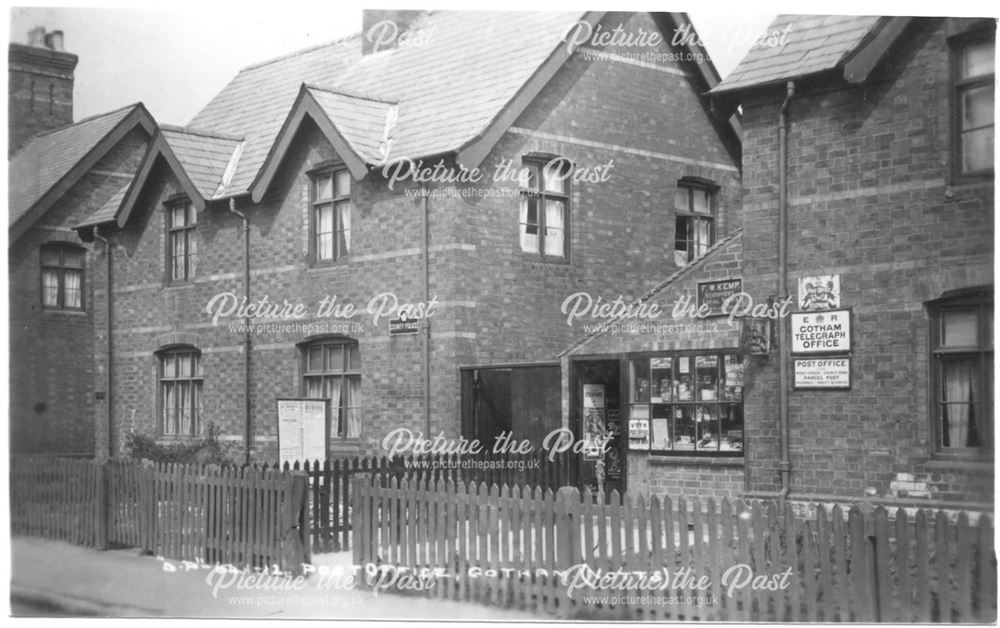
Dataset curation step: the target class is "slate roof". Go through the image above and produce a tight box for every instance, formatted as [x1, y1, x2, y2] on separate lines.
[9, 104, 138, 228]
[160, 126, 244, 199]
[712, 15, 883, 93]
[76, 182, 130, 229]
[188, 11, 585, 196]
[305, 86, 397, 164]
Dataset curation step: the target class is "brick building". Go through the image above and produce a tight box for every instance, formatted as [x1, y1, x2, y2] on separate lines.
[9, 11, 742, 464]
[8, 25, 157, 454]
[565, 15, 994, 510]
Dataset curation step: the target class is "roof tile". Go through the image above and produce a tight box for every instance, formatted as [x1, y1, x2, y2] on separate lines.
[712, 15, 883, 93]
[9, 105, 138, 227]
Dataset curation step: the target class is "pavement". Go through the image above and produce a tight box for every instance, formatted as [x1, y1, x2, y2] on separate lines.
[9, 536, 544, 620]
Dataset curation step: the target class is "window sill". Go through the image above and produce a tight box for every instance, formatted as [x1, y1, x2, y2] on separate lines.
[647, 455, 744, 467]
[925, 457, 994, 472]
[329, 439, 363, 453]
[518, 252, 571, 266]
[155, 435, 203, 443]
[307, 258, 351, 271]
[41, 308, 88, 316]
[165, 281, 196, 289]
[946, 177, 994, 195]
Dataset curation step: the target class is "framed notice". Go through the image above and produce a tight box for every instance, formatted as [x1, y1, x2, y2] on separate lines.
[794, 358, 851, 390]
[697, 277, 743, 316]
[277, 398, 329, 466]
[582, 384, 605, 461]
[791, 309, 852, 354]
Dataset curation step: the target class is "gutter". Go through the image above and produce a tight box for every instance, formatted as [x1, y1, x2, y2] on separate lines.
[777, 81, 795, 508]
[229, 198, 252, 464]
[93, 226, 113, 460]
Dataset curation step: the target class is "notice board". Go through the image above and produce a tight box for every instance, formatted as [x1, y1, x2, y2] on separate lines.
[277, 398, 329, 466]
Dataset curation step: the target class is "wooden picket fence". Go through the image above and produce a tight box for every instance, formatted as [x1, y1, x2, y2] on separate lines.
[11, 456, 104, 548]
[352, 477, 997, 622]
[261, 449, 576, 553]
[12, 457, 310, 573]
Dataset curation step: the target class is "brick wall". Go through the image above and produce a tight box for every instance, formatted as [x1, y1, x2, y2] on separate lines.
[10, 126, 149, 455]
[739, 18, 993, 505]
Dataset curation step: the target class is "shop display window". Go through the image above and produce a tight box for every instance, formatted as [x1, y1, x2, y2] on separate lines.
[629, 351, 743, 456]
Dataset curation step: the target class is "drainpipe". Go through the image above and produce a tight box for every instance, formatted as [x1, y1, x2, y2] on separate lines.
[777, 81, 795, 508]
[93, 227, 113, 460]
[421, 186, 431, 435]
[229, 198, 252, 464]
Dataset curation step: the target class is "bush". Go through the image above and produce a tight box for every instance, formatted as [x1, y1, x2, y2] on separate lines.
[124, 424, 232, 466]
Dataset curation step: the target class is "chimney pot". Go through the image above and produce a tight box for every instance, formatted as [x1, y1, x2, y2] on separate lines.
[28, 26, 46, 48]
[46, 30, 65, 52]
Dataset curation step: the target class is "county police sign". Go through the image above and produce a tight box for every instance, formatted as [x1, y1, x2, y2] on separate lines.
[790, 309, 851, 354]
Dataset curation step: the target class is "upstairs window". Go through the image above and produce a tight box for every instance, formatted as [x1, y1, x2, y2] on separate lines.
[519, 157, 570, 259]
[929, 288, 993, 457]
[168, 200, 197, 282]
[311, 169, 352, 262]
[953, 33, 995, 178]
[41, 243, 84, 310]
[159, 347, 203, 436]
[674, 180, 716, 266]
[303, 338, 361, 439]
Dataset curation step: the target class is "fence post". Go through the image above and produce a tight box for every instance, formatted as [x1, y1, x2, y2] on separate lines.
[94, 460, 108, 550]
[300, 467, 312, 566]
[281, 471, 309, 576]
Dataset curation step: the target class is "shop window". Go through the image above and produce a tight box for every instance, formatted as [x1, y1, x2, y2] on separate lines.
[40, 243, 84, 310]
[929, 288, 993, 457]
[519, 156, 570, 259]
[629, 352, 743, 456]
[952, 31, 995, 178]
[674, 180, 716, 266]
[302, 338, 361, 439]
[158, 347, 203, 436]
[167, 199, 197, 282]
[311, 168, 352, 262]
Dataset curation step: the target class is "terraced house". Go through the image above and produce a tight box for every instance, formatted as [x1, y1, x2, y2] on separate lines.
[8, 11, 742, 480]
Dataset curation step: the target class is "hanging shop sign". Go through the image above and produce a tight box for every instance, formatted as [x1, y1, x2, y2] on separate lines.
[277, 398, 329, 466]
[793, 358, 851, 390]
[798, 274, 841, 311]
[740, 317, 772, 354]
[697, 277, 743, 316]
[791, 309, 852, 354]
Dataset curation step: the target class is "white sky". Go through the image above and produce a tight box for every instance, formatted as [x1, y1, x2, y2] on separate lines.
[6, 1, 993, 125]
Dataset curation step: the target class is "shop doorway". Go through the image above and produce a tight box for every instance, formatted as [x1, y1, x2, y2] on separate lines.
[569, 358, 624, 495]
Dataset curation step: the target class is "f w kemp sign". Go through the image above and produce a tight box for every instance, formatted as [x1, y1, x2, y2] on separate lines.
[790, 309, 852, 354]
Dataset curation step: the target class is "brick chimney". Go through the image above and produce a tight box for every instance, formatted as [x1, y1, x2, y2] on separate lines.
[362, 9, 429, 55]
[9, 26, 78, 156]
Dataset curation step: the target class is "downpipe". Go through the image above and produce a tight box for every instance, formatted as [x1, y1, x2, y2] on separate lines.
[421, 186, 431, 435]
[229, 198, 252, 465]
[93, 227, 113, 460]
[777, 81, 795, 508]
